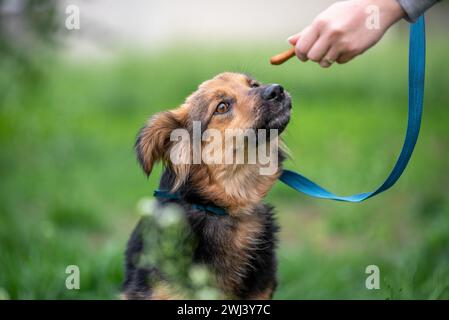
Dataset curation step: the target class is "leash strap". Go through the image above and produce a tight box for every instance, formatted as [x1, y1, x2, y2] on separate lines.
[279, 16, 426, 202]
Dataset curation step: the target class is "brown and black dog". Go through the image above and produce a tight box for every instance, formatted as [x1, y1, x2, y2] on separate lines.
[123, 72, 292, 299]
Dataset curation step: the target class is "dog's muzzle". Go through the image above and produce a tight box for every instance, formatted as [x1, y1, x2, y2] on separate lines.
[258, 84, 292, 133]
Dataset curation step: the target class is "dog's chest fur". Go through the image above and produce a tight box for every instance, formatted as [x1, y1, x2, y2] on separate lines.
[186, 201, 278, 299]
[124, 169, 279, 299]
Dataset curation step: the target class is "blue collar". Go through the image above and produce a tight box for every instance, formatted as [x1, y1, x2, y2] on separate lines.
[153, 190, 227, 216]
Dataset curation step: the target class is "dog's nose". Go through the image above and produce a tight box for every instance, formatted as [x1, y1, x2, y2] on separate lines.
[262, 84, 284, 101]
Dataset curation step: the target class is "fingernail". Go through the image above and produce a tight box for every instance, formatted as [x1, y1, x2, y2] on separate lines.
[286, 36, 294, 44]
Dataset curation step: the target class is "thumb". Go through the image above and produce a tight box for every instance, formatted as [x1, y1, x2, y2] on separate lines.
[287, 33, 301, 45]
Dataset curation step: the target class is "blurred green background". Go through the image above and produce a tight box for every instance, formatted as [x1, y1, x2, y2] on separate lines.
[1, 0, 449, 299]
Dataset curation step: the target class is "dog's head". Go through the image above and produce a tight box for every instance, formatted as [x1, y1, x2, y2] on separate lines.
[136, 72, 291, 211]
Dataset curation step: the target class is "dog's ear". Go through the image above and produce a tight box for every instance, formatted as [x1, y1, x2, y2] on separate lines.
[135, 111, 182, 176]
[135, 110, 192, 190]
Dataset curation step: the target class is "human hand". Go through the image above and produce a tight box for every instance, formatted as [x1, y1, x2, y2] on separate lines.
[287, 0, 405, 67]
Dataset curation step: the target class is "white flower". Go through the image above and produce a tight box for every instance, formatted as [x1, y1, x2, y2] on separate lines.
[189, 265, 210, 286]
[0, 288, 10, 300]
[157, 205, 182, 228]
[196, 287, 220, 300]
[136, 197, 156, 216]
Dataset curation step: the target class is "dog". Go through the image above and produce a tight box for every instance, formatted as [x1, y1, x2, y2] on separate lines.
[123, 72, 292, 299]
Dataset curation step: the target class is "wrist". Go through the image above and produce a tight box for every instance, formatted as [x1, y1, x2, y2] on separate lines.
[358, 0, 405, 28]
[377, 0, 406, 26]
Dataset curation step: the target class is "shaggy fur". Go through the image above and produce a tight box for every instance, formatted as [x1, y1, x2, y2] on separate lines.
[123, 72, 292, 299]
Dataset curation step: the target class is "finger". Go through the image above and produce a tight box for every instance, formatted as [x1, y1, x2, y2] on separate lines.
[294, 26, 319, 62]
[287, 32, 301, 46]
[336, 52, 357, 64]
[319, 47, 341, 68]
[307, 36, 331, 63]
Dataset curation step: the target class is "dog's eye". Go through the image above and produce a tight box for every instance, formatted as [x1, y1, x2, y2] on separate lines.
[250, 81, 260, 88]
[215, 102, 230, 114]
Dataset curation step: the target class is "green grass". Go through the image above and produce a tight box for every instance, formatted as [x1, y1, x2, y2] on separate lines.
[1, 39, 449, 299]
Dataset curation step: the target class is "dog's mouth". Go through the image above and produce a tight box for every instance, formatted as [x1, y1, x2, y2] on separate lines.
[264, 97, 292, 133]
[256, 85, 292, 134]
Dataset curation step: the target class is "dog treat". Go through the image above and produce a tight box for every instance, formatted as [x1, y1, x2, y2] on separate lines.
[270, 47, 296, 65]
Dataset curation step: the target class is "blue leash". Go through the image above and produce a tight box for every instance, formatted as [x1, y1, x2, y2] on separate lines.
[279, 16, 426, 202]
[155, 17, 425, 214]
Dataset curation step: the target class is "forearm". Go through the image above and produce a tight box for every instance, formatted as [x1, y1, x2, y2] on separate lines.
[397, 0, 440, 22]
